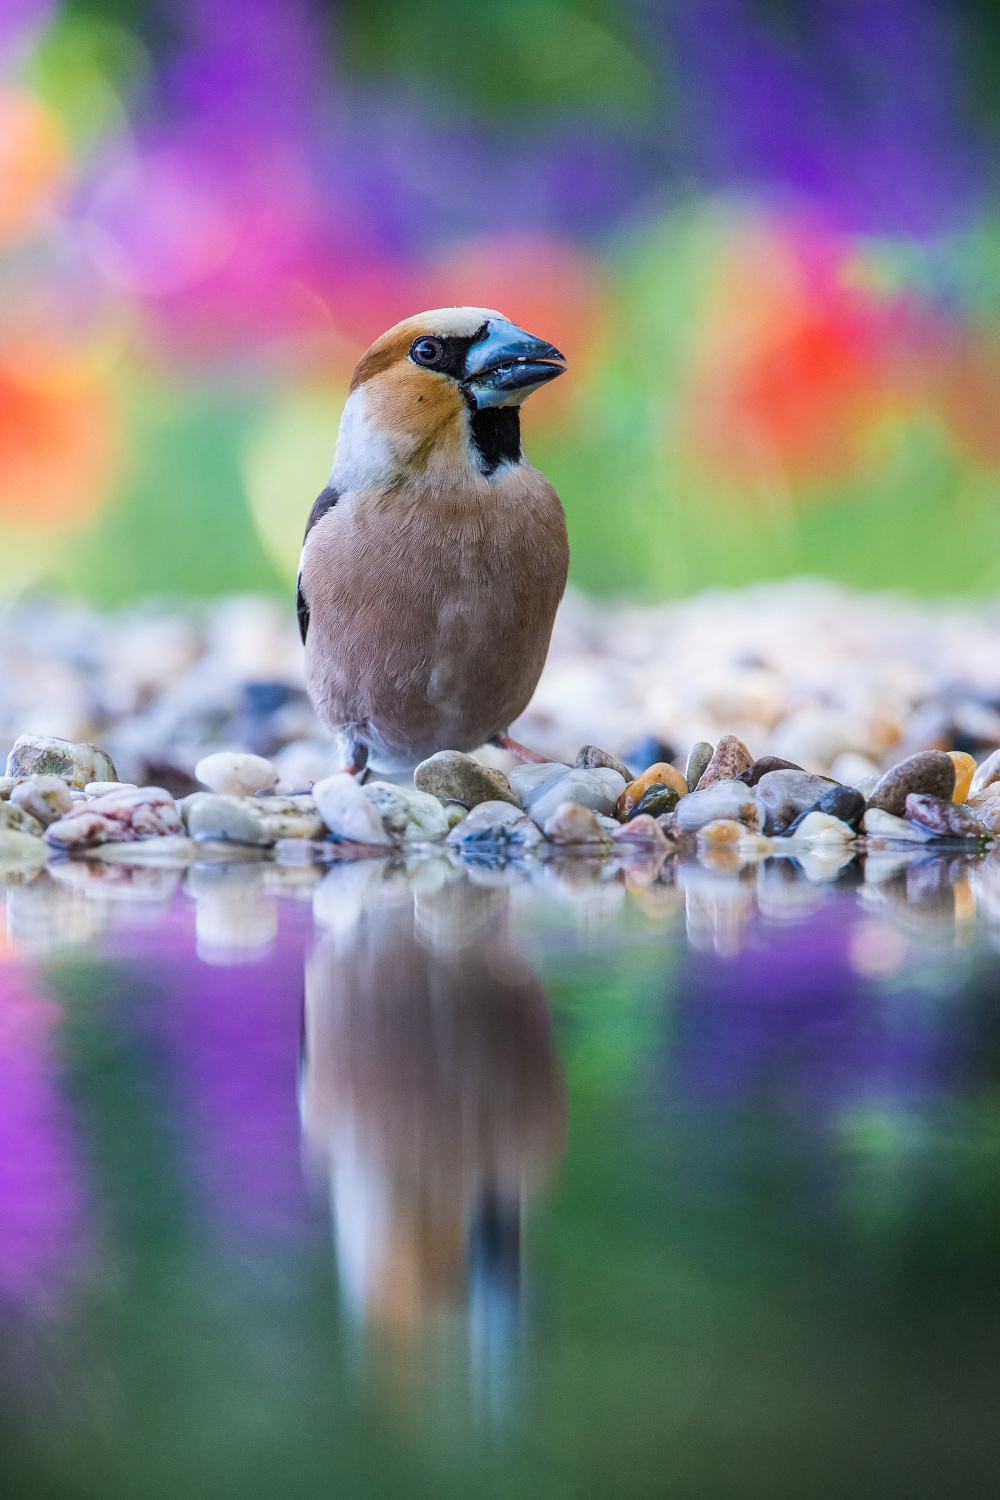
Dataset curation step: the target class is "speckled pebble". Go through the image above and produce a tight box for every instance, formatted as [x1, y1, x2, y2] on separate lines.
[904, 793, 985, 839]
[0, 802, 44, 838]
[183, 793, 275, 846]
[685, 742, 714, 792]
[543, 802, 607, 845]
[695, 735, 753, 790]
[10, 775, 73, 828]
[195, 751, 279, 797]
[866, 750, 955, 818]
[6, 735, 117, 789]
[363, 781, 450, 842]
[575, 745, 634, 782]
[446, 800, 542, 853]
[46, 787, 181, 847]
[413, 750, 518, 808]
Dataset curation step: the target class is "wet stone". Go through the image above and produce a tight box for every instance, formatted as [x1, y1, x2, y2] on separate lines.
[508, 762, 572, 806]
[6, 735, 118, 789]
[543, 802, 607, 845]
[970, 747, 1000, 799]
[904, 793, 985, 839]
[612, 814, 670, 851]
[625, 783, 680, 821]
[674, 781, 765, 833]
[9, 776, 73, 828]
[311, 774, 394, 848]
[863, 808, 937, 842]
[785, 783, 865, 835]
[575, 745, 634, 782]
[867, 750, 956, 818]
[616, 762, 688, 819]
[948, 751, 977, 805]
[528, 768, 627, 828]
[183, 793, 275, 847]
[755, 769, 835, 834]
[736, 755, 805, 787]
[695, 735, 753, 790]
[363, 782, 449, 842]
[685, 742, 714, 793]
[414, 750, 518, 808]
[788, 811, 856, 843]
[0, 802, 44, 839]
[447, 800, 542, 855]
[0, 777, 25, 800]
[0, 828, 49, 867]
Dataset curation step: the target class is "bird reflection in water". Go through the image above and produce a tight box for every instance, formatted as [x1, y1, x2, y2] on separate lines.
[300, 866, 567, 1392]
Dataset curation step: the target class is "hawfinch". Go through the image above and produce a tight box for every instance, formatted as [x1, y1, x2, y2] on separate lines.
[296, 307, 569, 775]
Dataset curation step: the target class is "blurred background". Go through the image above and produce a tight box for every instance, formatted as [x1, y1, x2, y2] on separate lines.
[3, 0, 1000, 607]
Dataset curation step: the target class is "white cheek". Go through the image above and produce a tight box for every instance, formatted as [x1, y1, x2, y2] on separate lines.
[329, 389, 400, 492]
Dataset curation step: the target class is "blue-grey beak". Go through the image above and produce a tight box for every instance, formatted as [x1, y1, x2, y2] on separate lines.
[462, 318, 566, 409]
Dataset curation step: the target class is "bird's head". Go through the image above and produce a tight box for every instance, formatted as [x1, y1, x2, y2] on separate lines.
[331, 307, 566, 491]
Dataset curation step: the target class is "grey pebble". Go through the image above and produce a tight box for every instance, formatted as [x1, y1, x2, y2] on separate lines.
[528, 768, 627, 827]
[413, 750, 518, 808]
[674, 781, 764, 833]
[866, 751, 956, 818]
[685, 742, 714, 792]
[755, 769, 836, 834]
[575, 745, 634, 782]
[6, 734, 118, 789]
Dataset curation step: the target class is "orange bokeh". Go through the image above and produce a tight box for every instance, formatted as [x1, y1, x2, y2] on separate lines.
[0, 346, 119, 526]
[681, 220, 921, 489]
[0, 88, 69, 247]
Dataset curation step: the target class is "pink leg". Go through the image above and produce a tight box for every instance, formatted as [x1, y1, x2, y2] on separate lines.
[489, 733, 552, 765]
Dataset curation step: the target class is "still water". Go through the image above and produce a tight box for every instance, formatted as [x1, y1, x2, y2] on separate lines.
[0, 840, 998, 1498]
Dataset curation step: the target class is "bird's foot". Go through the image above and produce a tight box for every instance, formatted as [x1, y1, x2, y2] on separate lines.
[340, 740, 369, 780]
[489, 734, 552, 765]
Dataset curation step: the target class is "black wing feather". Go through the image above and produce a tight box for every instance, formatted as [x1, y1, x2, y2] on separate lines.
[297, 485, 339, 645]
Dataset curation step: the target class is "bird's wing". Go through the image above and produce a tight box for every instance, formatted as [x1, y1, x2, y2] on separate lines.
[297, 485, 340, 645]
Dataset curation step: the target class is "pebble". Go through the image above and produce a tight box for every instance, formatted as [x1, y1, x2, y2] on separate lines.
[866, 750, 956, 818]
[86, 781, 136, 797]
[696, 818, 745, 845]
[446, 800, 543, 853]
[45, 787, 183, 847]
[754, 769, 836, 834]
[695, 735, 753, 790]
[575, 745, 634, 781]
[624, 783, 681, 821]
[0, 802, 44, 838]
[970, 747, 1000, 798]
[736, 755, 804, 786]
[947, 751, 977, 804]
[784, 783, 865, 834]
[904, 793, 985, 839]
[685, 742, 714, 792]
[970, 789, 1000, 833]
[0, 777, 24, 800]
[312, 774, 395, 847]
[615, 762, 688, 818]
[855, 773, 881, 799]
[0, 828, 49, 866]
[195, 751, 279, 796]
[528, 768, 627, 828]
[674, 781, 765, 833]
[363, 781, 450, 842]
[787, 810, 856, 843]
[413, 750, 518, 808]
[507, 762, 573, 805]
[10, 776, 73, 827]
[542, 802, 608, 845]
[6, 735, 118, 789]
[863, 808, 937, 842]
[612, 814, 670, 850]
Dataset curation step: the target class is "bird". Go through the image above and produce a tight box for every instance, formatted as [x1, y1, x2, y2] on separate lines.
[296, 306, 569, 776]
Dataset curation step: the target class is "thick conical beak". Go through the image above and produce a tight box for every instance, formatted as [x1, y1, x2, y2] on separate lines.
[462, 318, 567, 409]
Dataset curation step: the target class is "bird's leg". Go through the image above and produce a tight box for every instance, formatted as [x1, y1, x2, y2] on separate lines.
[489, 733, 552, 765]
[340, 738, 369, 779]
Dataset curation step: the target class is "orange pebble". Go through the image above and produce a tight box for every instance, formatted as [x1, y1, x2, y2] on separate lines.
[948, 750, 976, 804]
[615, 761, 688, 819]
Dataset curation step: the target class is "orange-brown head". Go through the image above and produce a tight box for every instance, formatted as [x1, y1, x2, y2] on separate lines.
[331, 306, 566, 491]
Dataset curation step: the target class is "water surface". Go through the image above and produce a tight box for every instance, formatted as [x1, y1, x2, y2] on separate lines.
[1, 842, 998, 1498]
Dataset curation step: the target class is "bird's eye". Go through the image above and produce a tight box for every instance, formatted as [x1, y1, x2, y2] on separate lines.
[411, 337, 444, 367]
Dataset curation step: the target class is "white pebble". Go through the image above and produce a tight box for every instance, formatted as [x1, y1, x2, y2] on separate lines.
[195, 751, 279, 797]
[312, 774, 394, 846]
[86, 781, 135, 797]
[863, 808, 936, 842]
[790, 811, 856, 843]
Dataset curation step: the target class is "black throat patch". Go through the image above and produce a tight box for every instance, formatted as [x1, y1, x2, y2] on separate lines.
[469, 407, 522, 475]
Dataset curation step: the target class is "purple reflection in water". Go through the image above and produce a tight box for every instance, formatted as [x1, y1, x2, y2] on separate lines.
[0, 962, 87, 1311]
[101, 897, 318, 1243]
